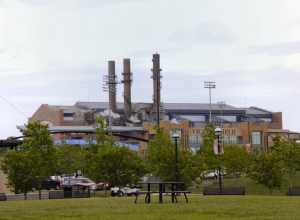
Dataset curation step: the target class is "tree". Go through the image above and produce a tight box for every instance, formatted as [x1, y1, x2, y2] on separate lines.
[85, 117, 146, 186]
[222, 145, 251, 176]
[1, 150, 35, 198]
[200, 123, 215, 153]
[195, 123, 222, 179]
[272, 136, 300, 187]
[248, 151, 285, 193]
[86, 146, 146, 186]
[146, 128, 195, 184]
[56, 144, 85, 175]
[19, 121, 56, 198]
[1, 122, 57, 198]
[87, 116, 115, 154]
[95, 116, 114, 146]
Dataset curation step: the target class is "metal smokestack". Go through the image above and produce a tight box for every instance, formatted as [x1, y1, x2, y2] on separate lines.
[122, 58, 132, 120]
[108, 60, 117, 113]
[151, 53, 162, 126]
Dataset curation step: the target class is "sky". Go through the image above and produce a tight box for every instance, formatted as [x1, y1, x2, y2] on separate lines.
[1, 0, 300, 138]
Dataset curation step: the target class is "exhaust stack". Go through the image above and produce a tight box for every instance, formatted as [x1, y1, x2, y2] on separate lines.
[122, 58, 132, 120]
[151, 53, 162, 126]
[108, 60, 117, 113]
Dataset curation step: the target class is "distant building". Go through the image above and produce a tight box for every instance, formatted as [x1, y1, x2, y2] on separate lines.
[27, 101, 300, 154]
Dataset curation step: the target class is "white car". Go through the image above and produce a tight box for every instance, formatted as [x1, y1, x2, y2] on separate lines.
[110, 187, 140, 197]
[62, 176, 97, 190]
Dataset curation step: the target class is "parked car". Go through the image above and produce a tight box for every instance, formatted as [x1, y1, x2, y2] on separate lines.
[110, 186, 140, 197]
[41, 178, 60, 190]
[62, 176, 97, 190]
[96, 182, 110, 190]
[203, 171, 218, 179]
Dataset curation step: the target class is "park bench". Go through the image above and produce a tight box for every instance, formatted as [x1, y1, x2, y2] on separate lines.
[203, 186, 245, 195]
[0, 193, 7, 201]
[287, 187, 300, 196]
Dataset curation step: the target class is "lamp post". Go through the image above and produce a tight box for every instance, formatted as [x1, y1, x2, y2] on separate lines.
[172, 132, 180, 183]
[214, 127, 223, 193]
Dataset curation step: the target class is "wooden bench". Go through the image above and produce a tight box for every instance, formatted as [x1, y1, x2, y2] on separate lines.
[134, 191, 191, 203]
[203, 187, 246, 195]
[0, 193, 7, 201]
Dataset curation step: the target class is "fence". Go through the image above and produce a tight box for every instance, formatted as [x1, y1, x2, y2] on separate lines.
[0, 190, 91, 201]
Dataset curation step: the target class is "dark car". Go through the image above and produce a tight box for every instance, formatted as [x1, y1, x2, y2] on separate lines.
[41, 178, 60, 190]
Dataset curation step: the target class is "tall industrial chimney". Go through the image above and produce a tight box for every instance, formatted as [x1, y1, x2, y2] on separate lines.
[151, 53, 162, 126]
[122, 58, 132, 120]
[108, 60, 117, 113]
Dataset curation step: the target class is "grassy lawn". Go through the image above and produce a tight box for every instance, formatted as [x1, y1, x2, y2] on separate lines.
[0, 195, 300, 220]
[195, 172, 300, 195]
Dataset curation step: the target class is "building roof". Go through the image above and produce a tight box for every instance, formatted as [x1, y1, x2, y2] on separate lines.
[18, 125, 146, 133]
[46, 104, 85, 113]
[243, 107, 272, 115]
[75, 101, 243, 111]
[75, 102, 124, 110]
[163, 103, 238, 111]
[60, 101, 275, 117]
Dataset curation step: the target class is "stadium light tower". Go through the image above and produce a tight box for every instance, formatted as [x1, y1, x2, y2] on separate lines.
[204, 81, 216, 123]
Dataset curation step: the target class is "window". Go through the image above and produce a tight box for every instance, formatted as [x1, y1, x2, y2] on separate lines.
[260, 118, 272, 122]
[189, 135, 202, 150]
[63, 112, 74, 121]
[215, 115, 237, 122]
[251, 131, 261, 145]
[223, 135, 237, 144]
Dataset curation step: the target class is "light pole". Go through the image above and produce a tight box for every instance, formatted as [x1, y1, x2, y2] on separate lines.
[204, 81, 216, 123]
[214, 127, 223, 193]
[172, 132, 180, 183]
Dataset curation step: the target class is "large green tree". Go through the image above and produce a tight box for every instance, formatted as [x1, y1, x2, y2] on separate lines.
[22, 122, 57, 198]
[196, 124, 222, 178]
[200, 123, 215, 153]
[85, 116, 146, 186]
[1, 121, 57, 198]
[56, 144, 85, 175]
[146, 128, 195, 184]
[1, 150, 35, 198]
[86, 145, 146, 186]
[271, 136, 300, 187]
[222, 145, 251, 176]
[248, 151, 285, 193]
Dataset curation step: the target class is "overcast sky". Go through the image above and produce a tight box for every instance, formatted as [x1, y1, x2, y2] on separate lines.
[1, 0, 300, 138]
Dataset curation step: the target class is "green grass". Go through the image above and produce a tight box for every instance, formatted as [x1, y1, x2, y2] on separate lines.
[0, 195, 300, 220]
[196, 172, 300, 195]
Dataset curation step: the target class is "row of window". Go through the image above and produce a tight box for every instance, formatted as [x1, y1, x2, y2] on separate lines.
[188, 131, 262, 148]
[179, 114, 272, 125]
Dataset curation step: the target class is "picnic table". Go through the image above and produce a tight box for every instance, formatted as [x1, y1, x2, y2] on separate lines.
[134, 181, 190, 204]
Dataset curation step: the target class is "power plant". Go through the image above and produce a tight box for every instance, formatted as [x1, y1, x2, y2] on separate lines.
[25, 53, 298, 154]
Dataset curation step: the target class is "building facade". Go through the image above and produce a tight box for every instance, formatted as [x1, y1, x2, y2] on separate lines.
[26, 102, 300, 155]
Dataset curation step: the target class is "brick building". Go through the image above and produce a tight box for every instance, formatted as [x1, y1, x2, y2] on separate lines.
[27, 102, 300, 155]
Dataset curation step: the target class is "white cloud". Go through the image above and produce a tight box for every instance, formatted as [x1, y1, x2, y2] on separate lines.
[249, 41, 300, 56]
